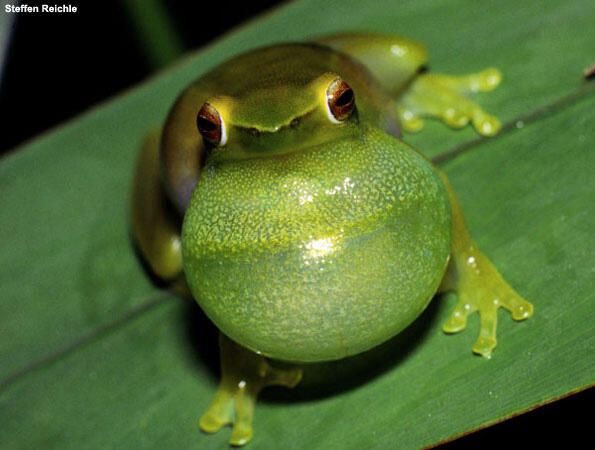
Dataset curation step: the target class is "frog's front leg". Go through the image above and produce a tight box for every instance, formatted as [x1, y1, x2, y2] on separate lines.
[200, 334, 303, 446]
[437, 171, 533, 358]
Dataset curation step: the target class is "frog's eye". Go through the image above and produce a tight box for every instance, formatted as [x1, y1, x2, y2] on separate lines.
[197, 102, 227, 146]
[325, 78, 355, 123]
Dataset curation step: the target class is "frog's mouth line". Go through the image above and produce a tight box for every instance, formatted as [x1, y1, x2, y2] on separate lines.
[234, 108, 316, 135]
[233, 104, 362, 137]
[206, 108, 363, 163]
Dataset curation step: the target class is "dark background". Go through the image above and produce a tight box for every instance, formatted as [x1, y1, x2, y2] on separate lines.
[0, 0, 283, 153]
[0, 0, 589, 446]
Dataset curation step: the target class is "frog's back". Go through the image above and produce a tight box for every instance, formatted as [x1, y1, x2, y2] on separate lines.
[199, 44, 366, 94]
[182, 127, 451, 362]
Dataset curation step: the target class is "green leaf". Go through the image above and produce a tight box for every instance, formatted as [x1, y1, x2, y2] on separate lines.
[1, 0, 593, 448]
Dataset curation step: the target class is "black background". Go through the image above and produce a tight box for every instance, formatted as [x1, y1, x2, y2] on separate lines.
[0, 0, 282, 153]
[0, 0, 589, 446]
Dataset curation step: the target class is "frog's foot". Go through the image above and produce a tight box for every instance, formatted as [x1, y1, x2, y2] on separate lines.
[199, 334, 303, 446]
[397, 68, 502, 136]
[441, 248, 534, 358]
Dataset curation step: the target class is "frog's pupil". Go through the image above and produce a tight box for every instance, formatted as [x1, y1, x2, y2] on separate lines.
[198, 117, 217, 132]
[335, 89, 353, 107]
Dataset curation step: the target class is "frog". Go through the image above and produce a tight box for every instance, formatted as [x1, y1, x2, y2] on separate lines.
[131, 32, 534, 446]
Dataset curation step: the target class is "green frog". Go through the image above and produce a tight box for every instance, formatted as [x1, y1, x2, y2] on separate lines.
[131, 32, 533, 446]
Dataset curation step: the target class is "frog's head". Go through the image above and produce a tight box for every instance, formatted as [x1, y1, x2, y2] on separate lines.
[161, 44, 366, 212]
[197, 71, 360, 162]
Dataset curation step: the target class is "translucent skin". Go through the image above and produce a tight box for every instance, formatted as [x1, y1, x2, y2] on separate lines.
[131, 32, 533, 446]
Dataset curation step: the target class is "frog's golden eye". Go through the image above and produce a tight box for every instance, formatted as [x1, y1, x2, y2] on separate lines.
[325, 78, 355, 123]
[197, 102, 227, 146]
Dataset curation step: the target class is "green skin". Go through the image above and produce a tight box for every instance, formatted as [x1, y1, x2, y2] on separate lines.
[131, 32, 534, 446]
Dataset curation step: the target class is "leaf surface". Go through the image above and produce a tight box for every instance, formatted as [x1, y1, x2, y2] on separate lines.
[1, 0, 593, 448]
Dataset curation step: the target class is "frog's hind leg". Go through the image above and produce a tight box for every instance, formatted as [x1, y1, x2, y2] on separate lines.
[200, 334, 303, 446]
[131, 128, 186, 292]
[397, 68, 502, 136]
[437, 171, 533, 358]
